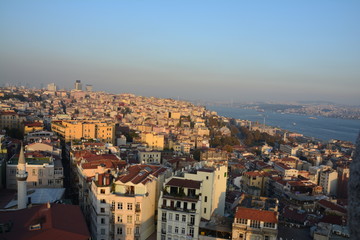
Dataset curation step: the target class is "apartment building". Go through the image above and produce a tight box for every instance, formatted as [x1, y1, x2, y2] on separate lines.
[157, 162, 227, 240]
[139, 132, 165, 150]
[6, 151, 63, 189]
[241, 171, 269, 197]
[157, 178, 202, 240]
[138, 150, 161, 164]
[319, 168, 338, 196]
[85, 165, 169, 240]
[51, 120, 115, 144]
[0, 110, 26, 131]
[232, 194, 279, 240]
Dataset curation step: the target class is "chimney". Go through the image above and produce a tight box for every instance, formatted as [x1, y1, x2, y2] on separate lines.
[98, 173, 103, 186]
[105, 174, 111, 185]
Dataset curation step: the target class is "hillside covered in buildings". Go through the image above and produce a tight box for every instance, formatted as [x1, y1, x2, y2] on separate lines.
[0, 84, 356, 240]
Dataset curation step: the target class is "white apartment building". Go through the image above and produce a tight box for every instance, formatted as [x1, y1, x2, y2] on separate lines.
[157, 178, 202, 240]
[319, 168, 338, 196]
[138, 150, 161, 164]
[157, 162, 228, 240]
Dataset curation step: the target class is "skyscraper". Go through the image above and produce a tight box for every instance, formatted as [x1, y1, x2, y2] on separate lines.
[74, 80, 82, 91]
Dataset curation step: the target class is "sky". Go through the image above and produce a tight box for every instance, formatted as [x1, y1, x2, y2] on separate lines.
[0, 0, 359, 105]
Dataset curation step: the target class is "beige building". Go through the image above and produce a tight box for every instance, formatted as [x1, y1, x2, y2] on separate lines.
[84, 165, 169, 240]
[51, 120, 115, 144]
[139, 132, 164, 150]
[232, 195, 279, 240]
[242, 171, 269, 197]
[0, 110, 26, 132]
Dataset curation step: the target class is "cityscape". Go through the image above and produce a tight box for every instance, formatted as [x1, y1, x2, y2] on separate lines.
[0, 82, 358, 240]
[1, 1, 360, 240]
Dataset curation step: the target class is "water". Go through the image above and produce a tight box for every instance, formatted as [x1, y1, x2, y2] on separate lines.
[207, 105, 360, 143]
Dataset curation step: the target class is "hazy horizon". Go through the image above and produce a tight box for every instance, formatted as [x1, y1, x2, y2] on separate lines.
[1, 1, 359, 105]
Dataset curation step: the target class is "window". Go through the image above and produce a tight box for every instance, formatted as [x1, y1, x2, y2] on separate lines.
[239, 233, 244, 239]
[181, 228, 185, 234]
[189, 227, 194, 237]
[112, 201, 115, 210]
[191, 203, 196, 210]
[183, 202, 187, 210]
[127, 215, 133, 223]
[175, 227, 179, 233]
[250, 220, 260, 228]
[204, 196, 207, 202]
[136, 214, 140, 222]
[206, 176, 209, 180]
[264, 236, 270, 240]
[162, 212, 167, 221]
[118, 215, 122, 223]
[100, 189, 105, 194]
[127, 203, 133, 210]
[236, 218, 247, 224]
[100, 208, 105, 213]
[118, 202, 123, 209]
[190, 215, 195, 225]
[175, 214, 179, 221]
[117, 227, 123, 235]
[100, 199, 106, 204]
[126, 228, 132, 235]
[168, 213, 173, 220]
[182, 215, 186, 222]
[135, 203, 141, 211]
[168, 225, 172, 233]
[101, 218, 105, 224]
[264, 222, 275, 228]
[135, 227, 140, 234]
[204, 208, 207, 214]
[224, 172, 227, 177]
[101, 228, 105, 235]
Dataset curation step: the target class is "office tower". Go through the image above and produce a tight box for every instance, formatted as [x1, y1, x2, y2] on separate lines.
[74, 80, 82, 90]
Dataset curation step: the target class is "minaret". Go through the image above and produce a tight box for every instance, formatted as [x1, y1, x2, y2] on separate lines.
[16, 144, 28, 209]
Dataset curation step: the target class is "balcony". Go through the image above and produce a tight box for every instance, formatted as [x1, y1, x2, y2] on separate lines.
[135, 207, 141, 212]
[161, 205, 196, 213]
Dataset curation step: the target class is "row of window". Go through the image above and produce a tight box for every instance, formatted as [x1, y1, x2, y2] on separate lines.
[160, 226, 194, 238]
[235, 218, 276, 229]
[162, 212, 195, 224]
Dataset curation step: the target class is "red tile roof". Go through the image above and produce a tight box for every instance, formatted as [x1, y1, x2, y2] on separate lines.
[117, 165, 168, 185]
[317, 199, 347, 214]
[235, 207, 278, 223]
[166, 178, 201, 189]
[0, 203, 90, 240]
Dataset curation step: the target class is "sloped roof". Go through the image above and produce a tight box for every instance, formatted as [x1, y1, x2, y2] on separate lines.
[0, 203, 90, 240]
[235, 207, 278, 223]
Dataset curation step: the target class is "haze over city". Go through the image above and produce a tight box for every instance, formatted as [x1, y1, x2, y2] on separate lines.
[1, 1, 359, 105]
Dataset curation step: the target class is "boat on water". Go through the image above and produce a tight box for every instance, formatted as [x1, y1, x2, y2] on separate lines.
[309, 117, 317, 119]
[292, 122, 296, 126]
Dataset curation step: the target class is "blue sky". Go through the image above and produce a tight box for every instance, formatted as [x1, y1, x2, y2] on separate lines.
[1, 1, 359, 104]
